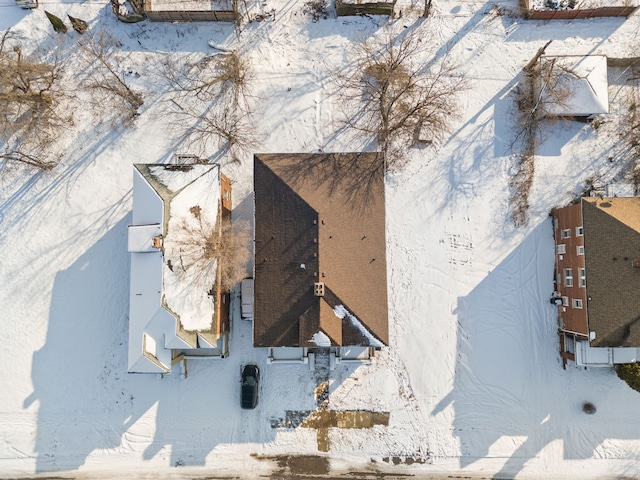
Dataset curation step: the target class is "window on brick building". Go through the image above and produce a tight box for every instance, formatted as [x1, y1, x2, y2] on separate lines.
[572, 298, 583, 309]
[564, 268, 573, 287]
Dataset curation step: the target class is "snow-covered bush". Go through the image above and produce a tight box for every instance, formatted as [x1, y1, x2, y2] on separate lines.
[616, 363, 640, 393]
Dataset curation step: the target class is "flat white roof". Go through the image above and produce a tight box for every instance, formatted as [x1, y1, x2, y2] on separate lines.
[540, 55, 609, 117]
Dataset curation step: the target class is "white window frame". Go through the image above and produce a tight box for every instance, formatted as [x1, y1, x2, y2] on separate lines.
[572, 298, 583, 309]
[556, 244, 566, 254]
[576, 226, 584, 236]
[579, 268, 586, 287]
[564, 268, 573, 287]
[564, 334, 575, 354]
[562, 229, 571, 239]
[553, 218, 559, 229]
[562, 296, 569, 307]
[576, 245, 584, 255]
[143, 333, 157, 357]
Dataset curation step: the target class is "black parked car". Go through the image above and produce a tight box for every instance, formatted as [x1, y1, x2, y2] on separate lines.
[241, 365, 260, 409]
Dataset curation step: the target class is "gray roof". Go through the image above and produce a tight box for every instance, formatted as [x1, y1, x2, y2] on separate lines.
[583, 197, 640, 347]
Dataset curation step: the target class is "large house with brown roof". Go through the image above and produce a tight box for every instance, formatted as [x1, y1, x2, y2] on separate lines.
[253, 153, 389, 364]
[128, 163, 232, 374]
[552, 197, 640, 368]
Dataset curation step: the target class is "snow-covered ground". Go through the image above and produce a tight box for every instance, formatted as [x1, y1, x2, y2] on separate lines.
[0, 0, 640, 478]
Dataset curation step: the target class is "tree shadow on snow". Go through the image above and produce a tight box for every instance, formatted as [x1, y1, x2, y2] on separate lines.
[432, 219, 640, 479]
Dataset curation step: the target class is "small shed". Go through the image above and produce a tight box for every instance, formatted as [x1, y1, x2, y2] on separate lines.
[539, 55, 609, 117]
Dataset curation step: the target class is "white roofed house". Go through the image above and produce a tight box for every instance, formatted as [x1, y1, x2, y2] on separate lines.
[539, 55, 609, 119]
[127, 163, 232, 374]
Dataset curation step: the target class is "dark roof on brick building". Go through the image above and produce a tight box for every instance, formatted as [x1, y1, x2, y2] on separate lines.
[253, 153, 388, 348]
[583, 197, 640, 347]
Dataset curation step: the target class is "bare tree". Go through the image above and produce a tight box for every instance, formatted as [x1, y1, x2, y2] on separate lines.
[163, 51, 252, 108]
[161, 51, 260, 161]
[0, 150, 56, 170]
[174, 210, 251, 292]
[334, 28, 467, 171]
[78, 29, 143, 123]
[512, 55, 575, 153]
[215, 217, 251, 292]
[302, 0, 329, 20]
[509, 51, 575, 226]
[0, 31, 68, 170]
[186, 105, 260, 162]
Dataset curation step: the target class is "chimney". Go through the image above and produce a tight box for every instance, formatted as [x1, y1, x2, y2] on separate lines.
[314, 282, 325, 297]
[152, 236, 163, 248]
[632, 259, 640, 268]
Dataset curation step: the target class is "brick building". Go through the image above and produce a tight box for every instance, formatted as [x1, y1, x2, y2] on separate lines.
[552, 197, 640, 367]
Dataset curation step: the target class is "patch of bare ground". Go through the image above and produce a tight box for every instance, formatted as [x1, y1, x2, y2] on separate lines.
[251, 454, 330, 477]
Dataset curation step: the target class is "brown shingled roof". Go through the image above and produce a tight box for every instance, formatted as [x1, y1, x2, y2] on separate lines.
[253, 153, 388, 348]
[582, 197, 640, 347]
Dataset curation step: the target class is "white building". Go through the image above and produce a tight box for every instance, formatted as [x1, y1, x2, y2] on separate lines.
[127, 163, 232, 374]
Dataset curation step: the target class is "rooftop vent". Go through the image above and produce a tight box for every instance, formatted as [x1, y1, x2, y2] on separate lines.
[152, 236, 163, 248]
[314, 282, 325, 297]
[633, 259, 640, 268]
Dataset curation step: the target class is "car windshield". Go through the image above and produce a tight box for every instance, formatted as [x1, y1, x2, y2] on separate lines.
[243, 376, 256, 387]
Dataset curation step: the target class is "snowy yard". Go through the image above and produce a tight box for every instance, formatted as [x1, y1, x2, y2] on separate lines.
[0, 0, 639, 478]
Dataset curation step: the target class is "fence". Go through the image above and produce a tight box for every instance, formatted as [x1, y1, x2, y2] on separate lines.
[607, 56, 640, 67]
[335, 0, 396, 16]
[523, 0, 638, 19]
[144, 9, 237, 21]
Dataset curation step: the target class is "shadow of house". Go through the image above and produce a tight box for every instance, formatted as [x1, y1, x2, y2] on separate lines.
[24, 216, 150, 473]
[432, 220, 640, 479]
[21, 214, 281, 472]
